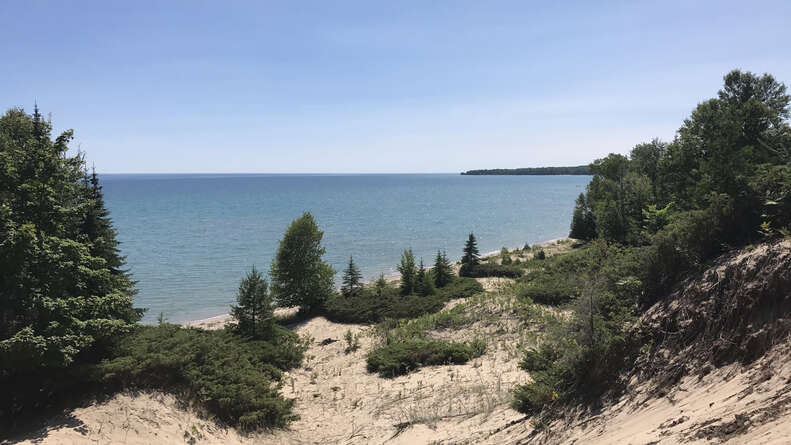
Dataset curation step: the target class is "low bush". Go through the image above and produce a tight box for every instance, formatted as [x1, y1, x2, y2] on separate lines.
[100, 324, 305, 430]
[435, 277, 483, 300]
[459, 263, 524, 278]
[512, 241, 645, 417]
[366, 338, 485, 377]
[324, 277, 482, 324]
[516, 247, 591, 305]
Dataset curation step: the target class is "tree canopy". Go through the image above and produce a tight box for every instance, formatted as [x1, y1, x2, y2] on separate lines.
[0, 106, 142, 373]
[270, 212, 335, 313]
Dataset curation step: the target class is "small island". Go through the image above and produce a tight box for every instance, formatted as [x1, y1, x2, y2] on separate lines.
[461, 165, 591, 175]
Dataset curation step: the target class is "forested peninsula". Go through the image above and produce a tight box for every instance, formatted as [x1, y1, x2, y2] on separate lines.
[461, 165, 591, 175]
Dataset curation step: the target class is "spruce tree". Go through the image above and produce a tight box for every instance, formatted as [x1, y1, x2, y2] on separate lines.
[341, 256, 363, 297]
[462, 233, 480, 265]
[230, 266, 273, 339]
[433, 250, 453, 288]
[270, 212, 335, 313]
[0, 106, 142, 373]
[415, 259, 436, 296]
[460, 233, 481, 277]
[397, 249, 417, 295]
[569, 193, 596, 240]
[415, 258, 426, 296]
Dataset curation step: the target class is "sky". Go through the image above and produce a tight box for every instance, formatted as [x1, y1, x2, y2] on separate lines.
[2, 1, 791, 173]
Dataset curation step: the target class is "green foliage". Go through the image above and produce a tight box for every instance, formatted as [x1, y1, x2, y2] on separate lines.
[462, 263, 524, 278]
[500, 247, 513, 265]
[270, 212, 335, 313]
[516, 247, 590, 305]
[397, 249, 417, 295]
[512, 241, 643, 416]
[461, 232, 480, 267]
[535, 249, 546, 260]
[414, 258, 436, 296]
[340, 256, 363, 298]
[366, 338, 485, 377]
[0, 106, 142, 374]
[432, 250, 454, 288]
[343, 329, 360, 353]
[324, 277, 482, 324]
[435, 277, 483, 300]
[516, 69, 791, 420]
[100, 324, 305, 430]
[751, 164, 791, 233]
[569, 193, 596, 240]
[230, 266, 274, 339]
[461, 165, 591, 175]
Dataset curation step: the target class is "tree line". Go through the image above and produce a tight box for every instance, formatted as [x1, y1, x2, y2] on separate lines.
[461, 165, 591, 175]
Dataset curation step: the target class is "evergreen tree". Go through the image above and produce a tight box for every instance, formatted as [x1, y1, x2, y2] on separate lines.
[462, 233, 480, 266]
[230, 266, 273, 339]
[341, 256, 363, 297]
[270, 212, 335, 313]
[397, 249, 417, 295]
[414, 258, 436, 296]
[415, 259, 425, 296]
[460, 233, 480, 276]
[433, 250, 454, 288]
[569, 193, 596, 240]
[373, 273, 388, 298]
[0, 106, 142, 373]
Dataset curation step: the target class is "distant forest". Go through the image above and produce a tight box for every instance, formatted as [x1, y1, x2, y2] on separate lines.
[461, 165, 591, 175]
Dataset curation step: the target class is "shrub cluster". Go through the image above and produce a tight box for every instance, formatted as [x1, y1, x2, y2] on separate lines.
[366, 338, 485, 377]
[515, 247, 592, 305]
[324, 277, 482, 324]
[459, 263, 524, 278]
[100, 324, 306, 430]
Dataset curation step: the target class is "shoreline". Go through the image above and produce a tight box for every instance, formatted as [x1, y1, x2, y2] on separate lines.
[184, 236, 571, 329]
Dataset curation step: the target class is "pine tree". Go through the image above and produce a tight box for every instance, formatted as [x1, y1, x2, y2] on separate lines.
[433, 250, 453, 288]
[230, 266, 273, 339]
[0, 106, 142, 373]
[341, 256, 363, 297]
[270, 212, 335, 313]
[460, 233, 481, 277]
[415, 258, 426, 295]
[415, 258, 436, 296]
[397, 249, 417, 295]
[462, 233, 480, 265]
[569, 193, 596, 240]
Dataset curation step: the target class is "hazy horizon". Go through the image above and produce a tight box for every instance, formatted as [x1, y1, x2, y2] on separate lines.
[4, 1, 791, 173]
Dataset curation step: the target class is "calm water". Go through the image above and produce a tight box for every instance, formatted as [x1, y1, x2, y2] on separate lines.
[101, 174, 590, 323]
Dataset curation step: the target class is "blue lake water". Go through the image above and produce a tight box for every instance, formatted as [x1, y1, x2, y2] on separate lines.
[101, 174, 590, 323]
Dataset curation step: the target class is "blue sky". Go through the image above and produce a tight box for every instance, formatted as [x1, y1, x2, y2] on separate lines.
[3, 1, 790, 173]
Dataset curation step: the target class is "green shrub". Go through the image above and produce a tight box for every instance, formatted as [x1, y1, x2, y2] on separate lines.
[100, 324, 305, 430]
[435, 277, 483, 300]
[459, 263, 524, 278]
[324, 278, 482, 324]
[516, 247, 591, 305]
[535, 249, 546, 260]
[366, 338, 485, 377]
[511, 374, 557, 415]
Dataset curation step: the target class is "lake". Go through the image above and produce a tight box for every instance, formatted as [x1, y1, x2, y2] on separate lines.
[101, 173, 590, 322]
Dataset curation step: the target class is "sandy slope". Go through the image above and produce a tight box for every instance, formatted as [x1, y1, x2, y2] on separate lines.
[9, 239, 791, 444]
[10, 321, 791, 445]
